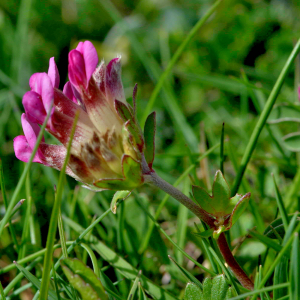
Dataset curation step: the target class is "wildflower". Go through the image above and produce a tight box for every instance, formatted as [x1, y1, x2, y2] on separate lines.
[14, 41, 156, 191]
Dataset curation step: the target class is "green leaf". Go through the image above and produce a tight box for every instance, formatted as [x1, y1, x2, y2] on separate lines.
[62, 265, 100, 300]
[192, 186, 214, 214]
[139, 283, 149, 300]
[264, 213, 300, 240]
[122, 155, 143, 184]
[290, 233, 300, 298]
[273, 255, 288, 299]
[212, 171, 231, 213]
[14, 262, 58, 300]
[61, 258, 108, 300]
[282, 132, 300, 151]
[202, 278, 212, 299]
[211, 275, 229, 300]
[228, 193, 251, 228]
[125, 120, 144, 152]
[184, 282, 203, 300]
[99, 271, 121, 300]
[193, 228, 214, 238]
[115, 100, 134, 122]
[111, 191, 131, 214]
[144, 111, 156, 168]
[127, 270, 142, 300]
[250, 230, 282, 252]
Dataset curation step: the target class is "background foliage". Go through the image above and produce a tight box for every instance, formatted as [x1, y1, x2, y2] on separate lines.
[0, 0, 300, 299]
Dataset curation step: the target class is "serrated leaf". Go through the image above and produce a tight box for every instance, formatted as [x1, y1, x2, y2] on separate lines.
[228, 193, 250, 228]
[62, 265, 100, 300]
[192, 186, 214, 214]
[61, 258, 108, 300]
[14, 262, 58, 300]
[184, 282, 203, 300]
[144, 112, 156, 168]
[211, 275, 229, 300]
[111, 191, 130, 214]
[212, 171, 230, 212]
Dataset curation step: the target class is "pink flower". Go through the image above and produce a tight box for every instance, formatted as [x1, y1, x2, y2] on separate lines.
[14, 41, 156, 191]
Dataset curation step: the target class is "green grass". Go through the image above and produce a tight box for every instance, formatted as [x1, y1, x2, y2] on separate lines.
[1, 0, 300, 299]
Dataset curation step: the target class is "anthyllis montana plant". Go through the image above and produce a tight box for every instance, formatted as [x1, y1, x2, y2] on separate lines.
[14, 41, 156, 191]
[13, 40, 254, 293]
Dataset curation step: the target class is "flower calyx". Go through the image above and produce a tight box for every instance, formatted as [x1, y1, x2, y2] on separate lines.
[192, 170, 251, 239]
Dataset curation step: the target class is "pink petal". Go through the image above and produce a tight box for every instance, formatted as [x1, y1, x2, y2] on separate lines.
[21, 114, 45, 150]
[13, 135, 42, 163]
[68, 50, 87, 90]
[29, 73, 54, 114]
[48, 57, 60, 88]
[80, 41, 99, 86]
[22, 91, 47, 124]
[106, 57, 126, 104]
[63, 82, 77, 104]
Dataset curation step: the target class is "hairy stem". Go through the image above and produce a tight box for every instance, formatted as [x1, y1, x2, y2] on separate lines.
[145, 171, 215, 227]
[217, 232, 254, 290]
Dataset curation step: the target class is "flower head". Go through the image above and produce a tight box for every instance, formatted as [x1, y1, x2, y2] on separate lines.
[14, 41, 156, 191]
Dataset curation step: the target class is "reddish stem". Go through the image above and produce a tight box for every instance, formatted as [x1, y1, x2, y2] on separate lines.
[217, 232, 254, 290]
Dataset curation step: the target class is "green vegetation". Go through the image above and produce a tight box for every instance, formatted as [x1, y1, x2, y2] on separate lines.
[1, 0, 300, 299]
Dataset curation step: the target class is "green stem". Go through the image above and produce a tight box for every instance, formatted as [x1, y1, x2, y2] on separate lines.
[231, 38, 300, 196]
[146, 171, 215, 227]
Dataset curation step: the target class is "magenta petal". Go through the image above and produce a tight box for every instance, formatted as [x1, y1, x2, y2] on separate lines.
[13, 135, 42, 163]
[21, 113, 45, 150]
[106, 57, 126, 104]
[23, 91, 47, 124]
[29, 73, 54, 113]
[80, 41, 99, 86]
[68, 50, 87, 90]
[48, 57, 60, 88]
[63, 82, 77, 104]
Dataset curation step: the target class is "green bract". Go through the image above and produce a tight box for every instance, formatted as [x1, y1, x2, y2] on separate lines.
[192, 170, 250, 237]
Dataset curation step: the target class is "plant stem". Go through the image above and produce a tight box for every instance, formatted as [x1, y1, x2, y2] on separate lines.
[146, 171, 215, 227]
[217, 232, 254, 290]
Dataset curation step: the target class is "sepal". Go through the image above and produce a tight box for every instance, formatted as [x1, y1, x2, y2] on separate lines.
[144, 111, 156, 169]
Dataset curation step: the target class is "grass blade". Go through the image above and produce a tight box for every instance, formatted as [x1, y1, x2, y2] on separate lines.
[231, 37, 300, 196]
[39, 111, 79, 299]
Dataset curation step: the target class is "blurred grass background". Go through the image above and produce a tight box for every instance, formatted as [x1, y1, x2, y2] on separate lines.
[1, 0, 300, 298]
